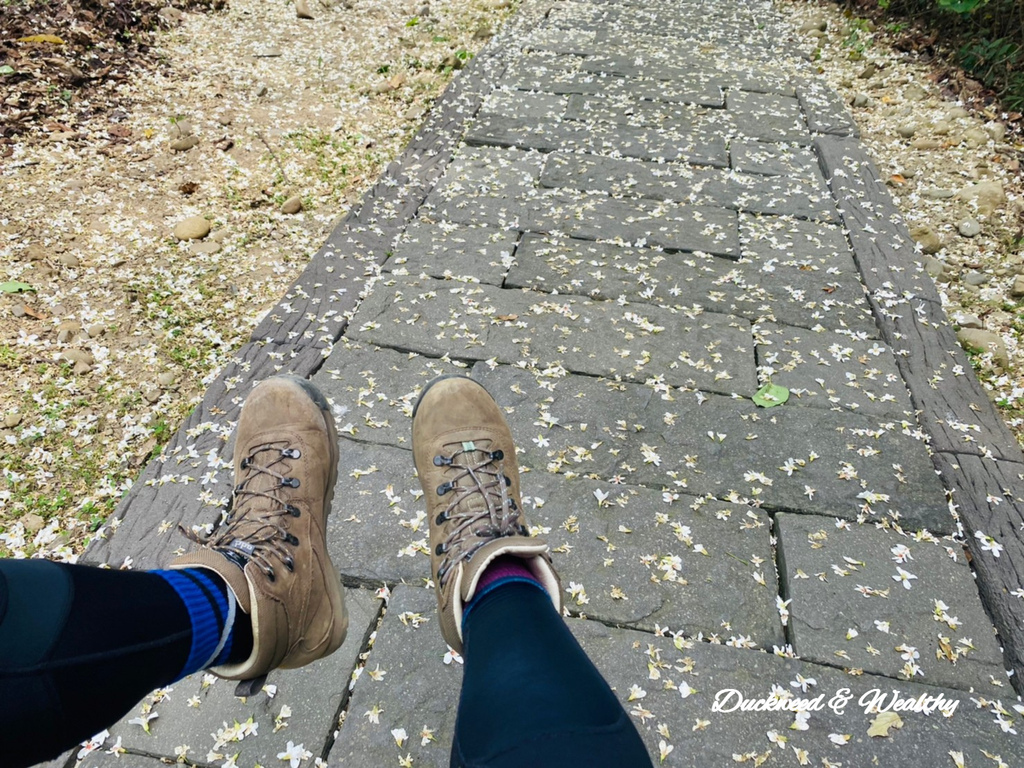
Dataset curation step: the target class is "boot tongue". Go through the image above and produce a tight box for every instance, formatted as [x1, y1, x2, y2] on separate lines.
[450, 440, 502, 514]
[238, 442, 291, 504]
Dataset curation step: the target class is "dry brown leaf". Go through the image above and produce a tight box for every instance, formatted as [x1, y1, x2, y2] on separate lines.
[867, 711, 903, 738]
[18, 34, 65, 44]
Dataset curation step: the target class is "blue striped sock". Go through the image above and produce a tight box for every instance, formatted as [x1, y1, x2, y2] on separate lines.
[152, 568, 237, 679]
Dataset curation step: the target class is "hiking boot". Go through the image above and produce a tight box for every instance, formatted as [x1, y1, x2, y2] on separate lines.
[169, 375, 348, 686]
[412, 375, 561, 653]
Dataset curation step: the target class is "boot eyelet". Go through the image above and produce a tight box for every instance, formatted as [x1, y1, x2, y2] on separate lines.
[435, 543, 448, 556]
[281, 448, 301, 459]
[240, 457, 251, 469]
[433, 455, 452, 466]
[503, 475, 512, 486]
[490, 449, 504, 460]
[267, 568, 276, 583]
[281, 477, 301, 489]
[286, 504, 301, 517]
[285, 534, 300, 546]
[437, 482, 452, 496]
[436, 511, 448, 525]
[285, 558, 295, 572]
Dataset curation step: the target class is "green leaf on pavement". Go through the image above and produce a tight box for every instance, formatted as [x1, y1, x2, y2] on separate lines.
[752, 382, 789, 408]
[0, 281, 36, 294]
[0, 66, 15, 75]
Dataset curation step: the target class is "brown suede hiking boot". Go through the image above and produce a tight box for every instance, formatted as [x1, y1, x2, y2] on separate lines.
[412, 375, 561, 653]
[169, 375, 347, 687]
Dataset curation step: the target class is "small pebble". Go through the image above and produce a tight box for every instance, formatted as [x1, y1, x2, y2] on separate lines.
[896, 124, 916, 138]
[174, 216, 211, 241]
[169, 120, 193, 139]
[1010, 275, 1024, 298]
[170, 135, 199, 152]
[62, 349, 95, 366]
[12, 304, 27, 318]
[958, 218, 981, 238]
[951, 311, 983, 329]
[985, 122, 1006, 142]
[191, 241, 223, 255]
[282, 195, 304, 214]
[920, 187, 955, 199]
[962, 128, 989, 148]
[158, 372, 176, 387]
[57, 321, 82, 344]
[58, 253, 81, 268]
[911, 137, 942, 150]
[4, 412, 22, 428]
[852, 93, 869, 108]
[964, 271, 991, 286]
[21, 513, 45, 533]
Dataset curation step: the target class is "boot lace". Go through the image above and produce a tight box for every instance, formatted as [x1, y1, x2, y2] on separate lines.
[432, 440, 527, 587]
[180, 441, 303, 581]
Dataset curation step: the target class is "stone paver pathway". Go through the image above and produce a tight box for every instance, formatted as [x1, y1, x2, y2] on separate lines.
[71, 0, 1024, 766]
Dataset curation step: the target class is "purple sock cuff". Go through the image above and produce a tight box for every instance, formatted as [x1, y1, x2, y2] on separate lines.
[473, 555, 541, 596]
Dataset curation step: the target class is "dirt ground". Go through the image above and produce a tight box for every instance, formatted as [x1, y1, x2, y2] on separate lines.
[0, 0, 514, 558]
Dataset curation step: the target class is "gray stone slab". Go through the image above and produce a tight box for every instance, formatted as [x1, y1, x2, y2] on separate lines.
[503, 56, 724, 106]
[755, 322, 914, 417]
[312, 338, 470, 449]
[332, 587, 1022, 767]
[739, 213, 859, 274]
[521, 473, 784, 645]
[326, 441, 427, 585]
[480, 88, 568, 121]
[776, 513, 1008, 694]
[521, 25, 599, 55]
[504, 234, 877, 335]
[539, 151, 837, 222]
[428, 145, 544, 198]
[382, 221, 518, 285]
[99, 588, 380, 767]
[349, 276, 757, 396]
[730, 141, 824, 179]
[580, 52, 797, 96]
[321, 435, 781, 643]
[727, 89, 810, 144]
[470, 364, 952, 532]
[327, 587, 462, 767]
[465, 112, 729, 166]
[32, 752, 75, 768]
[563, 93, 706, 129]
[423, 187, 742, 257]
[529, 193, 742, 255]
[80, 753, 175, 768]
[797, 79, 859, 137]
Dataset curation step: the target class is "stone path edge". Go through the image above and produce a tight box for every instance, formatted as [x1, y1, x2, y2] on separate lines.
[814, 135, 1024, 694]
[81, 0, 550, 571]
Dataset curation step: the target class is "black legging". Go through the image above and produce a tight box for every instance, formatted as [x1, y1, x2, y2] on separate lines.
[0, 560, 194, 767]
[453, 581, 653, 768]
[0, 561, 653, 768]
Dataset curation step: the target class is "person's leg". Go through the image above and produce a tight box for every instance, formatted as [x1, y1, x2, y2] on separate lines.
[454, 576, 652, 767]
[412, 376, 653, 768]
[0, 375, 348, 768]
[0, 560, 252, 767]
